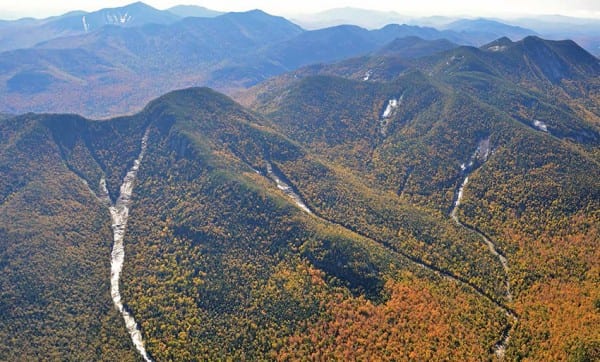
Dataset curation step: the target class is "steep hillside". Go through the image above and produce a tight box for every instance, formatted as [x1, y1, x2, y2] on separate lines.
[0, 88, 518, 360]
[242, 37, 600, 360]
[0, 114, 142, 360]
[421, 36, 600, 101]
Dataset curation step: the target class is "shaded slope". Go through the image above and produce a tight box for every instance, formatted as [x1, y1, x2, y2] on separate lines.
[260, 24, 463, 71]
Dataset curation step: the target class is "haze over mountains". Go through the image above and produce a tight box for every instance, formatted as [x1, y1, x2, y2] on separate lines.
[0, 2, 598, 118]
[0, 2, 599, 361]
[0, 2, 180, 52]
[293, 7, 600, 58]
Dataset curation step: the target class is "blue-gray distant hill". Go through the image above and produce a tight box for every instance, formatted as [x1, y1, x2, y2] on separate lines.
[442, 19, 538, 44]
[0, 2, 181, 52]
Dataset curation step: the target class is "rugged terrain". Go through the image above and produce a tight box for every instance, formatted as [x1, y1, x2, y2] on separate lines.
[0, 32, 599, 360]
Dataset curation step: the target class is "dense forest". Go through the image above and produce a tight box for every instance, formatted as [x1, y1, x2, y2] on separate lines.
[0, 35, 598, 361]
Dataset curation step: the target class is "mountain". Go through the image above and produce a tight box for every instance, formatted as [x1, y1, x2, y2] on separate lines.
[242, 35, 600, 104]
[0, 86, 516, 360]
[258, 24, 465, 70]
[35, 9, 303, 60]
[0, 2, 180, 52]
[293, 9, 600, 56]
[240, 35, 600, 360]
[422, 36, 600, 90]
[1, 48, 114, 95]
[66, 2, 180, 31]
[234, 36, 458, 91]
[506, 15, 600, 57]
[0, 15, 473, 118]
[443, 18, 537, 45]
[1, 32, 599, 360]
[167, 5, 223, 18]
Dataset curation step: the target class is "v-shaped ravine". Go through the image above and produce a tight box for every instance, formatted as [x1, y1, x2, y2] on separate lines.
[95, 129, 152, 362]
[450, 138, 517, 359]
[264, 152, 517, 359]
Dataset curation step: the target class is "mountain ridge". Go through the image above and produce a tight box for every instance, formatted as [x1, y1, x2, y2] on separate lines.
[1, 57, 599, 358]
[0, 13, 471, 117]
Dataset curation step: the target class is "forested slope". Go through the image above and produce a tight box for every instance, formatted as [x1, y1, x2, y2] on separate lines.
[0, 35, 598, 361]
[0, 88, 511, 360]
[242, 36, 600, 360]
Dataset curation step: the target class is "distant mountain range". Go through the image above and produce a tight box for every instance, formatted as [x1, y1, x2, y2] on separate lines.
[2, 3, 599, 53]
[292, 7, 600, 55]
[0, 2, 598, 119]
[0, 3, 226, 53]
[0, 7, 472, 117]
[441, 19, 538, 45]
[291, 7, 411, 30]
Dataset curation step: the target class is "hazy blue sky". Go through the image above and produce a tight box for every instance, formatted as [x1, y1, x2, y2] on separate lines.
[1, 0, 600, 19]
